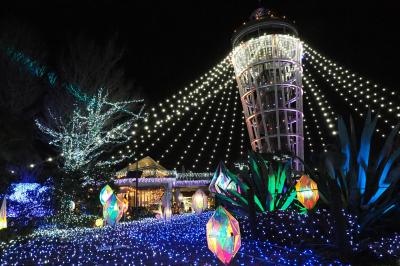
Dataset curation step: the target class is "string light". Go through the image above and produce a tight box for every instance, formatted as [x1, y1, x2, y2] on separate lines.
[35, 89, 144, 178]
[111, 57, 233, 162]
[191, 78, 235, 170]
[304, 44, 397, 136]
[222, 86, 240, 165]
[160, 71, 235, 167]
[302, 77, 329, 152]
[0, 212, 341, 265]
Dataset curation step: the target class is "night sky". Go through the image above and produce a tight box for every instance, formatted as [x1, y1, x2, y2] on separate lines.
[1, 1, 398, 170]
[1, 1, 398, 101]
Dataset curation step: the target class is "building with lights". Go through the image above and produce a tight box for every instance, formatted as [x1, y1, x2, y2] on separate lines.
[115, 157, 214, 213]
[231, 8, 304, 169]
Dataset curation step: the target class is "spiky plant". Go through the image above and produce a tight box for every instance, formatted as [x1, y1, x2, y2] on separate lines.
[211, 151, 306, 218]
[321, 111, 400, 230]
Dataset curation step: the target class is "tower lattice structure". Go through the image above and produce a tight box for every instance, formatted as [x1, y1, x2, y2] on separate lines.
[231, 8, 304, 169]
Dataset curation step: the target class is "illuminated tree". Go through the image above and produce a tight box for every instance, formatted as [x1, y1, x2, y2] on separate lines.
[35, 89, 144, 185]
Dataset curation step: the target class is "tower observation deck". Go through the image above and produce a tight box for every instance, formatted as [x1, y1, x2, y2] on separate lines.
[231, 8, 304, 169]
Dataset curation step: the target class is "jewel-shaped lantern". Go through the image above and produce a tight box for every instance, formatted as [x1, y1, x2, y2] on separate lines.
[206, 206, 241, 265]
[0, 197, 6, 230]
[99, 185, 113, 205]
[295, 175, 319, 210]
[209, 162, 239, 195]
[99, 185, 127, 226]
[192, 189, 208, 214]
[103, 193, 119, 226]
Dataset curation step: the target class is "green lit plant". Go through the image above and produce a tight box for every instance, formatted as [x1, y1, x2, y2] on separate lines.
[211, 151, 306, 218]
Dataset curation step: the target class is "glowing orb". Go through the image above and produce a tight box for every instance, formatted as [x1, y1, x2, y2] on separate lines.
[95, 218, 103, 227]
[295, 175, 319, 210]
[191, 189, 208, 214]
[206, 206, 241, 265]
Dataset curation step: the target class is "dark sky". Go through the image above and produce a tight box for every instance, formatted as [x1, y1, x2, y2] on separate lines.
[1, 1, 398, 101]
[1, 1, 398, 170]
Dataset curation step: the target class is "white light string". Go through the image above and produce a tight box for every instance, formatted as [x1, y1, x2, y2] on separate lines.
[136, 62, 232, 152]
[111, 56, 232, 162]
[304, 44, 397, 137]
[303, 72, 337, 152]
[196, 81, 235, 171]
[180, 73, 235, 171]
[159, 71, 235, 167]
[302, 77, 326, 154]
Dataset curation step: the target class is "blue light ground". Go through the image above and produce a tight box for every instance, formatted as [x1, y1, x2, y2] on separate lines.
[0, 212, 344, 265]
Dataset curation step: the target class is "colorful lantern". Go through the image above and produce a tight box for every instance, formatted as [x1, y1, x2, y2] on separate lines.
[103, 194, 119, 226]
[191, 189, 208, 214]
[99, 185, 114, 205]
[295, 175, 319, 210]
[209, 162, 239, 195]
[0, 197, 6, 230]
[206, 206, 241, 265]
[99, 185, 126, 226]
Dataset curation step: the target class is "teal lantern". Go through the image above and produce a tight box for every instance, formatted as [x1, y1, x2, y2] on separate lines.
[103, 194, 119, 226]
[99, 185, 113, 205]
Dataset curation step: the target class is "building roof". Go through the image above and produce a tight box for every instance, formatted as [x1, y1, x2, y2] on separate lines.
[116, 156, 172, 178]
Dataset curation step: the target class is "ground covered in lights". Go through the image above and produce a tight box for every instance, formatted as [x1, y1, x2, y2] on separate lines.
[0, 212, 344, 265]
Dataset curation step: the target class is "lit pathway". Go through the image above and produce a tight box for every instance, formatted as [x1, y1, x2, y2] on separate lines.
[0, 212, 344, 265]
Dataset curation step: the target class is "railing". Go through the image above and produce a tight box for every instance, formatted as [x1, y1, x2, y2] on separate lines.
[175, 172, 213, 180]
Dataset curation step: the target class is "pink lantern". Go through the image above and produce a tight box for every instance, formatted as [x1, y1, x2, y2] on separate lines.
[206, 206, 241, 264]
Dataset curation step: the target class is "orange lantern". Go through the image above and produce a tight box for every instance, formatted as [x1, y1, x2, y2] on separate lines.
[295, 175, 319, 210]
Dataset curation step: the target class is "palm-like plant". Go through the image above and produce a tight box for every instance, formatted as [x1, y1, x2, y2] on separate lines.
[321, 111, 400, 230]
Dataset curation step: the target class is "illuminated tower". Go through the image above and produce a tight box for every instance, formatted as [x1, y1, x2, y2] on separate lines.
[231, 8, 303, 169]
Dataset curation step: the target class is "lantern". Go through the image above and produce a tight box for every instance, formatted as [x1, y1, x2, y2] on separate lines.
[99, 185, 113, 205]
[0, 198, 6, 230]
[95, 218, 104, 227]
[295, 175, 319, 210]
[99, 184, 125, 226]
[192, 189, 208, 214]
[206, 206, 241, 265]
[103, 194, 120, 226]
[209, 162, 239, 195]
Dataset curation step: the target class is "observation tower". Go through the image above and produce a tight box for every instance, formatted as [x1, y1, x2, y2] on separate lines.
[231, 8, 304, 169]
